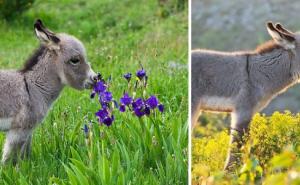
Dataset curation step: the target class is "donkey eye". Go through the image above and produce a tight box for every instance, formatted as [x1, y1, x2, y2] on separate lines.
[69, 58, 80, 65]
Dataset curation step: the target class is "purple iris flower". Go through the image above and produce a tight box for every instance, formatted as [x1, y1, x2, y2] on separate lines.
[95, 108, 114, 126]
[95, 109, 108, 121]
[101, 102, 108, 109]
[123, 73, 132, 81]
[103, 115, 114, 126]
[100, 91, 113, 103]
[94, 81, 107, 93]
[132, 98, 144, 109]
[91, 68, 164, 123]
[146, 95, 159, 109]
[158, 104, 164, 112]
[119, 104, 126, 112]
[120, 93, 133, 106]
[145, 106, 151, 116]
[136, 69, 146, 80]
[134, 107, 145, 117]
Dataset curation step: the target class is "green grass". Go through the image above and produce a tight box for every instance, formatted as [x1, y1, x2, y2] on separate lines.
[0, 0, 188, 184]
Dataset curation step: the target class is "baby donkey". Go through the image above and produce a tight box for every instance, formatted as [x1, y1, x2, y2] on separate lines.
[0, 19, 98, 163]
[192, 22, 300, 170]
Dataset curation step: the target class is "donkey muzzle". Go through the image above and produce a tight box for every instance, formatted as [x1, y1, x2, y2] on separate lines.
[84, 70, 98, 89]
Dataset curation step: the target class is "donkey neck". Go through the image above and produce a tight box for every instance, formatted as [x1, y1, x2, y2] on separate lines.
[250, 48, 295, 95]
[24, 54, 64, 107]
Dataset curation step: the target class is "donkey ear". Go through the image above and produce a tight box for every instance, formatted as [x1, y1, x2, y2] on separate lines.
[34, 19, 60, 48]
[266, 21, 295, 49]
[275, 23, 295, 36]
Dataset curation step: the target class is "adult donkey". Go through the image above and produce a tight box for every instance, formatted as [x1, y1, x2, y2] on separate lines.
[192, 21, 299, 170]
[0, 19, 98, 163]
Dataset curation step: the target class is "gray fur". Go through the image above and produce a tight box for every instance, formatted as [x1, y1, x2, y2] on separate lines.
[0, 20, 97, 163]
[192, 22, 300, 170]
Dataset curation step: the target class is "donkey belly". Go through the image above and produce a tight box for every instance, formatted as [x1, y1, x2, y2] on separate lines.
[200, 96, 235, 112]
[0, 118, 13, 131]
[192, 50, 247, 114]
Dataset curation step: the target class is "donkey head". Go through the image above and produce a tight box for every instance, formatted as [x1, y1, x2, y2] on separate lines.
[266, 21, 298, 50]
[33, 19, 97, 90]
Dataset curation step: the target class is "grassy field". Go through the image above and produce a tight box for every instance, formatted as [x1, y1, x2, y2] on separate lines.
[0, 0, 188, 184]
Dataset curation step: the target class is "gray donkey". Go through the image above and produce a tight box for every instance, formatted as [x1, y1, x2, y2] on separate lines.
[192, 21, 300, 170]
[0, 19, 98, 163]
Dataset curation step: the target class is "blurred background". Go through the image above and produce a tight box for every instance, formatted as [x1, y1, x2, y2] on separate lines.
[192, 0, 300, 115]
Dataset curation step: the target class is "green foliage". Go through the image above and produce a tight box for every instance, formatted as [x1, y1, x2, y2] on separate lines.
[0, 0, 35, 20]
[0, 0, 188, 184]
[158, 0, 187, 18]
[192, 112, 300, 184]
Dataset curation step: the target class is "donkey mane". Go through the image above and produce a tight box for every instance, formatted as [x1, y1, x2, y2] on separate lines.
[255, 40, 282, 54]
[19, 45, 46, 73]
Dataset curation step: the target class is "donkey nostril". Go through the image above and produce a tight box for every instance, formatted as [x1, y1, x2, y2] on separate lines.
[91, 76, 98, 82]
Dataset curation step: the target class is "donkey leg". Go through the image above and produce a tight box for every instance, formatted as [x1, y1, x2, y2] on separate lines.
[20, 134, 32, 159]
[2, 129, 31, 164]
[192, 109, 202, 129]
[192, 97, 202, 128]
[224, 111, 252, 171]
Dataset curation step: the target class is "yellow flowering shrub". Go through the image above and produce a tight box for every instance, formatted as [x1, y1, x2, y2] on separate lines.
[192, 112, 300, 184]
[250, 112, 300, 167]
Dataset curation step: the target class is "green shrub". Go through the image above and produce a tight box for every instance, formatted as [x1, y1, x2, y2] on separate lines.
[0, 0, 35, 20]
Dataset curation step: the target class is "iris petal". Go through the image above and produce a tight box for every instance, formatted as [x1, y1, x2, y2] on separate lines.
[119, 104, 126, 112]
[120, 93, 133, 106]
[94, 81, 106, 93]
[146, 95, 159, 109]
[158, 104, 164, 112]
[136, 69, 146, 79]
